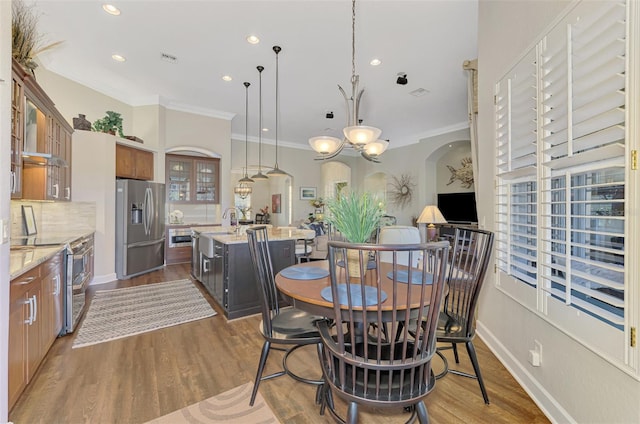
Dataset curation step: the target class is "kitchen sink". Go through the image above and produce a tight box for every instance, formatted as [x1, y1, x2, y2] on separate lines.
[199, 233, 217, 258]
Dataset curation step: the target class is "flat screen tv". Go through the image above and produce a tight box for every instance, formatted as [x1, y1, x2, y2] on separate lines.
[437, 192, 478, 224]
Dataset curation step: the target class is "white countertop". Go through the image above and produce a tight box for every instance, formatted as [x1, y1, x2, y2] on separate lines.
[197, 226, 306, 245]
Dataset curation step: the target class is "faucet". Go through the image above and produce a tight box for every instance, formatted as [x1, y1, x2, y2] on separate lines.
[222, 207, 237, 219]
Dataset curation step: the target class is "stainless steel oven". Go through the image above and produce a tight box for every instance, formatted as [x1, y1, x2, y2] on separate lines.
[65, 234, 94, 333]
[169, 228, 192, 248]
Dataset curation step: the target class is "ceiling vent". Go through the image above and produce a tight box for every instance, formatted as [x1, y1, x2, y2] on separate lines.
[161, 53, 178, 64]
[409, 88, 429, 97]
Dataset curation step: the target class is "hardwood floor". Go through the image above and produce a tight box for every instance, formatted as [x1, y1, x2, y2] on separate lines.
[9, 264, 549, 423]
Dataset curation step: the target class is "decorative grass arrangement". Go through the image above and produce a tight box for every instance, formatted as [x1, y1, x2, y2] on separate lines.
[325, 191, 384, 243]
[12, 0, 63, 71]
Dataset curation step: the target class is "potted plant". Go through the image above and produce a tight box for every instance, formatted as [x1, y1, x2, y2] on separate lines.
[92, 111, 124, 137]
[325, 191, 384, 277]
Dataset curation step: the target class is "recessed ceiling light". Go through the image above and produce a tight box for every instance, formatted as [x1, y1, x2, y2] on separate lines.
[222, 75, 232, 82]
[409, 88, 429, 97]
[262, 128, 269, 132]
[102, 4, 120, 15]
[112, 54, 126, 62]
[247, 35, 260, 44]
[370, 58, 381, 66]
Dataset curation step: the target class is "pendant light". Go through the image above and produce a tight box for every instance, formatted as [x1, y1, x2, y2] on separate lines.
[251, 65, 268, 181]
[234, 82, 253, 199]
[238, 81, 254, 184]
[267, 45, 287, 176]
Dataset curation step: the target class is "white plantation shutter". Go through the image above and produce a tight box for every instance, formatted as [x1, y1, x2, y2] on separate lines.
[495, 50, 538, 286]
[495, 0, 634, 362]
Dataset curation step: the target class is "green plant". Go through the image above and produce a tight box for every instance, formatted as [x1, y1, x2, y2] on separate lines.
[92, 111, 124, 137]
[325, 191, 384, 243]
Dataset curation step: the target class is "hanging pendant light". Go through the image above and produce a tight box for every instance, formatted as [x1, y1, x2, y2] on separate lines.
[308, 0, 386, 163]
[267, 45, 287, 176]
[238, 81, 254, 185]
[251, 65, 268, 181]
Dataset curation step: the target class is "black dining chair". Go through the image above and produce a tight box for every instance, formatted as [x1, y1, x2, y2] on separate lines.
[245, 226, 324, 406]
[317, 240, 450, 423]
[434, 227, 494, 404]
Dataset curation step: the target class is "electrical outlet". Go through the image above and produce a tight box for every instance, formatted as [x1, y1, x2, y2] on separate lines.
[528, 340, 543, 367]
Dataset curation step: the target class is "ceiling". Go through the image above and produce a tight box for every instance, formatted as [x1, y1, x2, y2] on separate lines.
[29, 0, 478, 152]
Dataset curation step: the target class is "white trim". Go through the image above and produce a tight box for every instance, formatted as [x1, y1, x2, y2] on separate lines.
[165, 146, 221, 158]
[89, 273, 118, 286]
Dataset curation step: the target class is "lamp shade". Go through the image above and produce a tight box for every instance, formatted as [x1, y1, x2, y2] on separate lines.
[309, 136, 342, 155]
[364, 139, 389, 157]
[417, 205, 447, 224]
[343, 125, 381, 145]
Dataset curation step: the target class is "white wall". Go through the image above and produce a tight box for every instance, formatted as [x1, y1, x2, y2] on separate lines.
[0, 1, 12, 420]
[476, 1, 640, 422]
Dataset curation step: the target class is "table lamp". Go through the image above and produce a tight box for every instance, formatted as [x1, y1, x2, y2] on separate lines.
[417, 205, 447, 241]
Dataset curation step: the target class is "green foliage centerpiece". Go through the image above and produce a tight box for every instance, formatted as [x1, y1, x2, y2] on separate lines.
[92, 111, 124, 137]
[325, 191, 384, 277]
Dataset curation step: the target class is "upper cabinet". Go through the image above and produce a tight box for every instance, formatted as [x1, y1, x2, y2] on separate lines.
[12, 59, 73, 201]
[115, 143, 154, 181]
[166, 153, 220, 204]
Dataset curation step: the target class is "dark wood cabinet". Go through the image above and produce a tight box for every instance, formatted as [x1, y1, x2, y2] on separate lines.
[166, 154, 220, 204]
[201, 239, 294, 320]
[115, 143, 154, 181]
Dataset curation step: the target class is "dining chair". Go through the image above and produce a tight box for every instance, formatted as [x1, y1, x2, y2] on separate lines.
[434, 227, 494, 404]
[317, 240, 450, 423]
[246, 226, 324, 406]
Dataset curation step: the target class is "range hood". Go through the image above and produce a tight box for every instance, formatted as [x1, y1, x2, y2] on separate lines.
[22, 152, 69, 167]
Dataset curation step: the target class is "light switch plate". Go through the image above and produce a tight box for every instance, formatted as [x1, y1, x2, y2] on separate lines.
[1, 219, 8, 244]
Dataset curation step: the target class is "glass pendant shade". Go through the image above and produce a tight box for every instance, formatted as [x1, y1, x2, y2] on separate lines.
[343, 125, 382, 146]
[267, 45, 287, 177]
[364, 139, 389, 157]
[309, 136, 342, 155]
[234, 182, 252, 199]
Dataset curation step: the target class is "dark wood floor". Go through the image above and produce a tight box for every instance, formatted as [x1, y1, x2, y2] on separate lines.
[9, 264, 549, 423]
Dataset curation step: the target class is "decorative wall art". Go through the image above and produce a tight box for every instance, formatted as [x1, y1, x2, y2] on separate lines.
[447, 157, 474, 189]
[272, 194, 282, 214]
[22, 205, 37, 235]
[388, 173, 416, 209]
[300, 187, 316, 200]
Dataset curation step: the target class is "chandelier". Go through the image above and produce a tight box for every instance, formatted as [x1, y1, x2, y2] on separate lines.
[308, 0, 389, 163]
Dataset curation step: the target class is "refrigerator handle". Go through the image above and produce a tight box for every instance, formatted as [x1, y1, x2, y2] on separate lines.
[147, 187, 155, 234]
[143, 188, 150, 235]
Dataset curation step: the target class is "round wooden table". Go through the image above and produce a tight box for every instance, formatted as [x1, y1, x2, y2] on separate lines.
[275, 260, 441, 318]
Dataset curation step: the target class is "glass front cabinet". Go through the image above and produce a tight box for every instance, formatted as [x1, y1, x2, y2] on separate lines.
[166, 154, 219, 204]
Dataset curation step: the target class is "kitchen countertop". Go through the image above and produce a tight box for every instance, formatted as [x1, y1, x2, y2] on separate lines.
[10, 246, 66, 280]
[196, 226, 305, 245]
[9, 230, 95, 280]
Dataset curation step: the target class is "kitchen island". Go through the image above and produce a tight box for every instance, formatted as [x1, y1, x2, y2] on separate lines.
[192, 226, 300, 320]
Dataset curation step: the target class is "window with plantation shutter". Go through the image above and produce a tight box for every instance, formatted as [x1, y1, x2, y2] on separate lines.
[494, 0, 636, 367]
[495, 50, 538, 288]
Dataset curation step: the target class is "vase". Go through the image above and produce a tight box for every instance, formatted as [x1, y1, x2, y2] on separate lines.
[346, 249, 362, 279]
[73, 114, 92, 131]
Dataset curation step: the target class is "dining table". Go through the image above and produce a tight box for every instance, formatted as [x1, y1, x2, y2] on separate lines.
[275, 259, 444, 319]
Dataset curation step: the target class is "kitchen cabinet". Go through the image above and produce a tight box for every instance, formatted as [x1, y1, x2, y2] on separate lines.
[10, 62, 24, 199]
[9, 252, 64, 411]
[115, 143, 154, 181]
[13, 58, 73, 202]
[201, 238, 294, 319]
[166, 154, 220, 204]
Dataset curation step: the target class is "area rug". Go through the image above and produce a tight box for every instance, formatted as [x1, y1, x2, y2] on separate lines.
[73, 279, 217, 349]
[146, 382, 279, 424]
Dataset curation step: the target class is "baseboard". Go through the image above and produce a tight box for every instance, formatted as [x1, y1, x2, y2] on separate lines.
[90, 273, 117, 286]
[476, 321, 575, 424]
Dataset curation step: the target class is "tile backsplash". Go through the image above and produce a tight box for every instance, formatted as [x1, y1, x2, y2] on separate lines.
[11, 201, 96, 237]
[167, 203, 221, 225]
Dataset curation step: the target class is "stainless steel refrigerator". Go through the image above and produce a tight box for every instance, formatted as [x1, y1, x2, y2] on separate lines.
[115, 179, 166, 279]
